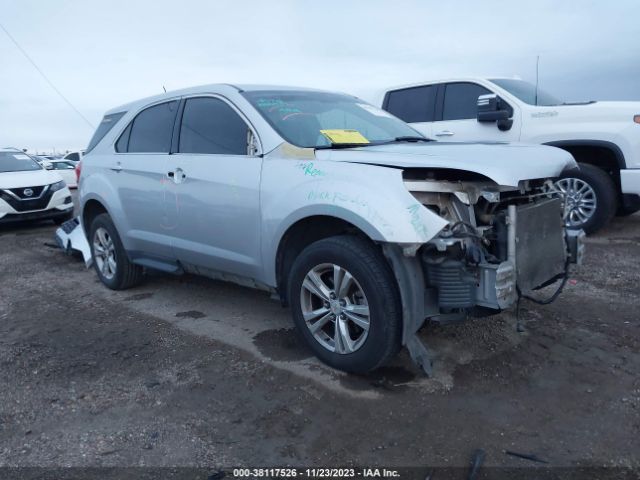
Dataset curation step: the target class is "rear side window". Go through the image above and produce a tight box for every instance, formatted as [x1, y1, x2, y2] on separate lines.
[65, 152, 80, 161]
[127, 101, 179, 153]
[442, 82, 491, 121]
[86, 112, 125, 153]
[178, 97, 248, 155]
[384, 86, 436, 123]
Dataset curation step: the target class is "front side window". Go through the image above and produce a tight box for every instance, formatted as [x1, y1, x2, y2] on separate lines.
[178, 97, 248, 155]
[384, 85, 437, 123]
[242, 90, 423, 148]
[127, 100, 179, 153]
[442, 82, 492, 121]
[0, 152, 42, 172]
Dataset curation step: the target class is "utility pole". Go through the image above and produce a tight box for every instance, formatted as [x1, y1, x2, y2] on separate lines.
[535, 55, 540, 106]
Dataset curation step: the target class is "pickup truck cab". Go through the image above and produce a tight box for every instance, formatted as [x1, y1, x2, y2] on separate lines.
[380, 78, 640, 233]
[78, 84, 582, 375]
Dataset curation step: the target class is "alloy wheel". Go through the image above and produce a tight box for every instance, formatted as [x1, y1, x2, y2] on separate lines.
[550, 177, 598, 227]
[299, 263, 370, 354]
[93, 227, 117, 280]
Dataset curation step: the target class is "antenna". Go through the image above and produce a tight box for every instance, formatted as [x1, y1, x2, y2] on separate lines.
[163, 85, 167, 93]
[535, 55, 540, 106]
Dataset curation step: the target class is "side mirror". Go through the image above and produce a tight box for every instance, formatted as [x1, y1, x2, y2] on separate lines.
[477, 94, 513, 131]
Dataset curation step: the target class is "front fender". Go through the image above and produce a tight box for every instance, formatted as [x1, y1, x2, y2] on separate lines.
[260, 157, 448, 285]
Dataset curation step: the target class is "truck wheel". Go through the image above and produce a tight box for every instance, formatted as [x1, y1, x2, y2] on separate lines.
[89, 213, 143, 290]
[554, 163, 617, 234]
[288, 235, 402, 374]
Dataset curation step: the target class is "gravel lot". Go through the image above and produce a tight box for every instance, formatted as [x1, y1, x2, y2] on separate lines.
[0, 196, 638, 473]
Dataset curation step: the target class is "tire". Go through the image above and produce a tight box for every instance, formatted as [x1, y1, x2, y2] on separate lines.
[556, 163, 617, 234]
[287, 235, 402, 374]
[89, 213, 143, 290]
[53, 211, 73, 225]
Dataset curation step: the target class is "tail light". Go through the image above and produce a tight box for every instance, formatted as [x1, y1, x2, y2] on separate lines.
[75, 160, 82, 184]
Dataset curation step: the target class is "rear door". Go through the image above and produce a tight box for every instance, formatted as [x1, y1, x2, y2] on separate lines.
[382, 85, 437, 137]
[432, 82, 520, 142]
[167, 95, 263, 279]
[113, 100, 179, 264]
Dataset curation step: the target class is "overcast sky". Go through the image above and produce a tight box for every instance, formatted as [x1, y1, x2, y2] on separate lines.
[1, 0, 639, 152]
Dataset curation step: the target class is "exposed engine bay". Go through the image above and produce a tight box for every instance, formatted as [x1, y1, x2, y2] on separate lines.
[403, 170, 585, 322]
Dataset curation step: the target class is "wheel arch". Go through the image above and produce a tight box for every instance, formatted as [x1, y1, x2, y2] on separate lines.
[274, 214, 383, 305]
[81, 197, 110, 234]
[544, 140, 625, 191]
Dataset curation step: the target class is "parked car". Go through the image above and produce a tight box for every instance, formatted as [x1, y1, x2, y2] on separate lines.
[380, 78, 640, 233]
[78, 84, 582, 374]
[43, 160, 78, 188]
[0, 148, 74, 224]
[37, 154, 61, 162]
[62, 150, 85, 163]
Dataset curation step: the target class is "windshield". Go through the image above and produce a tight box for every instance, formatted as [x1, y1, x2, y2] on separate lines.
[490, 79, 562, 106]
[0, 152, 43, 173]
[243, 90, 424, 148]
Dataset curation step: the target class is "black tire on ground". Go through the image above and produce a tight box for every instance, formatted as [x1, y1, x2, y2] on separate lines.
[53, 211, 74, 225]
[89, 213, 143, 290]
[561, 163, 618, 234]
[287, 235, 402, 374]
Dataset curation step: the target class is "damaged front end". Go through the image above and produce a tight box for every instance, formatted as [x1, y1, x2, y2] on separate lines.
[387, 170, 585, 375]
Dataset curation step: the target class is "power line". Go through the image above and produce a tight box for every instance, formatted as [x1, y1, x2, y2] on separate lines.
[0, 22, 95, 130]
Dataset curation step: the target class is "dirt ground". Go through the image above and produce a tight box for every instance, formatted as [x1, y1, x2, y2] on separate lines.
[0, 199, 639, 475]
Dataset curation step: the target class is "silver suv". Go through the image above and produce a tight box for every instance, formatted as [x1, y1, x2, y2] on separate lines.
[79, 84, 583, 374]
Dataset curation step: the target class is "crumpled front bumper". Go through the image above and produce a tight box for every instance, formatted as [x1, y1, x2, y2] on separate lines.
[54, 217, 92, 267]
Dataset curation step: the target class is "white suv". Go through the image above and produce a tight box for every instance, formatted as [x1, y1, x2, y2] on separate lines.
[0, 148, 73, 224]
[380, 78, 640, 233]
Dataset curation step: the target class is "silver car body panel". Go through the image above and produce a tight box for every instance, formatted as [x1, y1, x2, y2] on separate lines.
[80, 83, 576, 290]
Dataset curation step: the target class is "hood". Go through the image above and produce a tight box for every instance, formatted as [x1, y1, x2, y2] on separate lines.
[535, 100, 640, 122]
[315, 142, 576, 187]
[0, 169, 62, 189]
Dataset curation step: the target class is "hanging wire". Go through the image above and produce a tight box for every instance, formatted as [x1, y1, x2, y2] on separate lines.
[0, 23, 95, 130]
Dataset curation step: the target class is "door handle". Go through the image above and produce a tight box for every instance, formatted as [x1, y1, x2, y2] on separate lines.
[434, 130, 455, 137]
[110, 162, 122, 172]
[167, 168, 186, 184]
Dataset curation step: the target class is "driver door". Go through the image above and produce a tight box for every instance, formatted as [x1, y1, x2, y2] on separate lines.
[432, 82, 521, 142]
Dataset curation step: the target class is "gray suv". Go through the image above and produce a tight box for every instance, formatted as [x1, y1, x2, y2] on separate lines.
[79, 84, 583, 374]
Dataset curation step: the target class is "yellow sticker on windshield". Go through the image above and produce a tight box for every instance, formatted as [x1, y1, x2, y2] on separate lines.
[320, 129, 370, 144]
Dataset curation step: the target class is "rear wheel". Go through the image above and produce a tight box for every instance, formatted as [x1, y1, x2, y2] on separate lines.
[288, 235, 402, 373]
[553, 163, 617, 234]
[89, 213, 143, 290]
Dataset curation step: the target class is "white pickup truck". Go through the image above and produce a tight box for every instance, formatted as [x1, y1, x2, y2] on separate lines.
[380, 78, 640, 233]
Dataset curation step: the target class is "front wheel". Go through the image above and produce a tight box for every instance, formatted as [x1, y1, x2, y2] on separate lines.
[288, 235, 402, 374]
[89, 213, 143, 290]
[553, 163, 617, 234]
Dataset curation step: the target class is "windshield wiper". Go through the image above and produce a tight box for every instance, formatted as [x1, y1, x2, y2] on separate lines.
[315, 143, 374, 150]
[392, 136, 433, 143]
[314, 136, 433, 150]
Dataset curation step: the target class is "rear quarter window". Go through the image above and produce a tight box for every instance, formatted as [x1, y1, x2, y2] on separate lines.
[86, 112, 126, 153]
